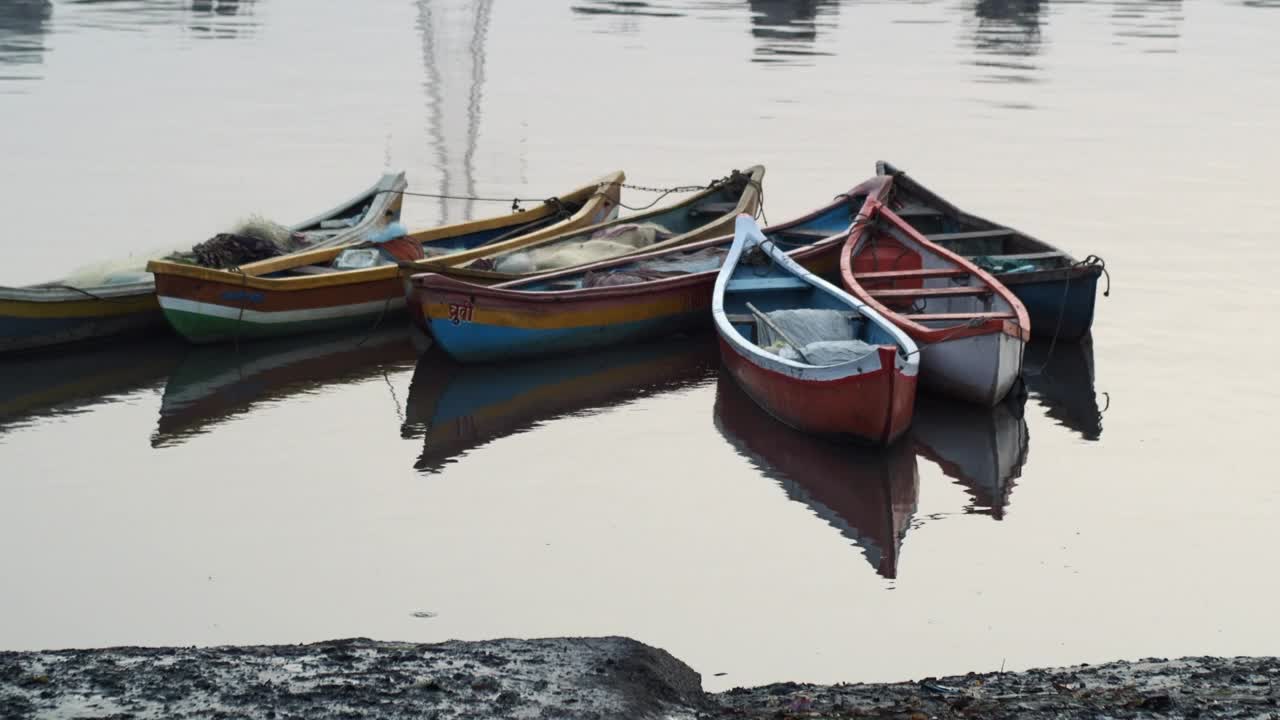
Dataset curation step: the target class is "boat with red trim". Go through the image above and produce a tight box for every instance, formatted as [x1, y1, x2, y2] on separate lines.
[840, 198, 1030, 406]
[713, 215, 918, 445]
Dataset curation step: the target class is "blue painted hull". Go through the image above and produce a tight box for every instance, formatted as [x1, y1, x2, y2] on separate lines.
[429, 312, 706, 364]
[997, 268, 1099, 342]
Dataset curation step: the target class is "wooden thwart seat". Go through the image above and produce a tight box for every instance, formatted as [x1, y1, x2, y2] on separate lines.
[905, 312, 1015, 322]
[725, 276, 809, 292]
[854, 268, 969, 281]
[690, 201, 738, 216]
[983, 251, 1066, 262]
[288, 265, 344, 276]
[726, 310, 860, 325]
[868, 286, 991, 299]
[772, 227, 836, 242]
[892, 204, 944, 218]
[926, 229, 1018, 242]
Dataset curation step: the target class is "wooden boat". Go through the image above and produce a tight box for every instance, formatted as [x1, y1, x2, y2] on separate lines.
[0, 172, 408, 354]
[714, 215, 919, 445]
[911, 394, 1029, 520]
[877, 161, 1105, 341]
[146, 171, 624, 344]
[403, 336, 718, 473]
[712, 372, 918, 578]
[407, 165, 765, 284]
[411, 176, 893, 363]
[840, 198, 1030, 407]
[154, 326, 419, 447]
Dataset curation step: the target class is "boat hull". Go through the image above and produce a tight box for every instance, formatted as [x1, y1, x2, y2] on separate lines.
[414, 240, 850, 364]
[999, 267, 1100, 342]
[918, 329, 1024, 407]
[154, 272, 405, 343]
[420, 276, 708, 363]
[719, 339, 915, 445]
[0, 289, 164, 354]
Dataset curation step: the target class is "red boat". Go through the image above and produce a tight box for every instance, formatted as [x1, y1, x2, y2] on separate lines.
[840, 199, 1030, 407]
[713, 215, 919, 445]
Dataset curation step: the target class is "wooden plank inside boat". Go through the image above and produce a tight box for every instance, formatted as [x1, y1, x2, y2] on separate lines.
[868, 286, 993, 299]
[925, 229, 1019, 242]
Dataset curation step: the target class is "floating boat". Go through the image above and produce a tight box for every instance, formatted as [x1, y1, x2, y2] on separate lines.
[403, 336, 718, 473]
[713, 372, 918, 578]
[714, 215, 919, 445]
[840, 199, 1030, 407]
[154, 326, 420, 447]
[146, 171, 624, 344]
[911, 394, 1029, 520]
[1, 172, 408, 354]
[411, 176, 892, 363]
[407, 165, 766, 284]
[877, 161, 1105, 341]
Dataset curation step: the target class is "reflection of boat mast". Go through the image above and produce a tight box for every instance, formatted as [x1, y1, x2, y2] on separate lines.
[417, 0, 493, 224]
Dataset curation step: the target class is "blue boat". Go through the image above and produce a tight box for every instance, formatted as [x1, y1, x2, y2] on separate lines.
[876, 161, 1106, 341]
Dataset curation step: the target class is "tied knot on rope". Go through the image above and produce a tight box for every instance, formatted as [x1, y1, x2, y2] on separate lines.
[1077, 254, 1110, 296]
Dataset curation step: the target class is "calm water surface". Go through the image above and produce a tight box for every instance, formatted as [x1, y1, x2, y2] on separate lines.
[3, 0, 1280, 691]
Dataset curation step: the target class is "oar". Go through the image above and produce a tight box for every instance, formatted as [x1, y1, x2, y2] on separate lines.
[745, 301, 812, 364]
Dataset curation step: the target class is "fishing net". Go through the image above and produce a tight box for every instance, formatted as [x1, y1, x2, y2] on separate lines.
[581, 246, 729, 288]
[165, 214, 304, 269]
[759, 308, 876, 366]
[484, 222, 674, 274]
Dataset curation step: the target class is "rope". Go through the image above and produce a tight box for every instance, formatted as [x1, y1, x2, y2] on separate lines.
[46, 284, 147, 304]
[375, 174, 751, 213]
[355, 296, 394, 348]
[232, 266, 248, 353]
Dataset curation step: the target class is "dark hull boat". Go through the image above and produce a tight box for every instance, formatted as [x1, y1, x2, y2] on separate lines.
[877, 161, 1104, 341]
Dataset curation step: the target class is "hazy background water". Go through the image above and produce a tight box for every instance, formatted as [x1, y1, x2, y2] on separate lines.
[2, 0, 1280, 692]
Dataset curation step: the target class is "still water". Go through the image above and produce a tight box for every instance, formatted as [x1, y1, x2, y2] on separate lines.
[3, 0, 1280, 692]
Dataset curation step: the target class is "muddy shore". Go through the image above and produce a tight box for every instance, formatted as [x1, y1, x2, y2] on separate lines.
[2, 637, 1276, 719]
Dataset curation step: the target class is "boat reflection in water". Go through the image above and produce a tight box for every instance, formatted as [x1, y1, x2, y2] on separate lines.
[0, 337, 186, 437]
[403, 335, 719, 473]
[152, 326, 420, 447]
[712, 373, 919, 579]
[1023, 338, 1104, 441]
[911, 393, 1029, 519]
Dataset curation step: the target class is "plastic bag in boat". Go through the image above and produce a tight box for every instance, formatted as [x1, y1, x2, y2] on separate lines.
[333, 248, 387, 270]
[761, 309, 876, 366]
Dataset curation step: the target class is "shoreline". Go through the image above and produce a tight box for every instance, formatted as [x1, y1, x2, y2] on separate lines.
[3, 637, 1276, 719]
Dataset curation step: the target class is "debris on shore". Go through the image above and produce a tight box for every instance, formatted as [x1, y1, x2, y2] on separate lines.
[2, 637, 1276, 719]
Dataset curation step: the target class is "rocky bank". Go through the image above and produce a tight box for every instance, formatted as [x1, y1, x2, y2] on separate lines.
[1, 637, 1276, 719]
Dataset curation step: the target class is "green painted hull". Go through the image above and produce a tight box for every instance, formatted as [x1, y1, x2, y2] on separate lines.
[161, 307, 406, 344]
